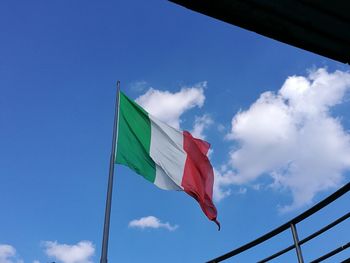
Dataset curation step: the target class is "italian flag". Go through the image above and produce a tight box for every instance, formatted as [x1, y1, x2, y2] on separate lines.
[116, 91, 219, 228]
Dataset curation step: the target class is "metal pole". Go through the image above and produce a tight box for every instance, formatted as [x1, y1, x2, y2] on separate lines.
[100, 81, 120, 263]
[290, 223, 304, 263]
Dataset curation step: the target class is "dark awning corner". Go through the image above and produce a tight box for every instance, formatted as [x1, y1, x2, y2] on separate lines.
[169, 0, 350, 64]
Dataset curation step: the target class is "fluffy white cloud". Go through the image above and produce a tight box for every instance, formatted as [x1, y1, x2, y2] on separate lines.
[0, 244, 22, 263]
[136, 82, 206, 129]
[129, 216, 178, 231]
[217, 68, 350, 211]
[191, 114, 213, 140]
[0, 245, 15, 263]
[43, 241, 94, 263]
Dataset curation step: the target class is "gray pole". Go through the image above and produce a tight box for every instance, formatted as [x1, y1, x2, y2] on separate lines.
[100, 81, 120, 263]
[291, 223, 304, 263]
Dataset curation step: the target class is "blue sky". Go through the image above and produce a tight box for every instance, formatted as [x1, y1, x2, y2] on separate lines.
[1, 0, 349, 262]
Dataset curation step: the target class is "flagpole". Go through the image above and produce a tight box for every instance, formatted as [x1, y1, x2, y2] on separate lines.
[100, 81, 120, 263]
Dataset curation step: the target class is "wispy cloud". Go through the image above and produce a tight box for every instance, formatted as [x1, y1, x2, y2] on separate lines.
[213, 167, 235, 202]
[215, 68, 350, 211]
[191, 114, 213, 140]
[43, 241, 95, 263]
[129, 216, 178, 231]
[129, 80, 148, 92]
[136, 82, 206, 129]
[0, 244, 23, 263]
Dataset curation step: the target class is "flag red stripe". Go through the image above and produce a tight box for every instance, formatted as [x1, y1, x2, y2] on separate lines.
[181, 131, 220, 230]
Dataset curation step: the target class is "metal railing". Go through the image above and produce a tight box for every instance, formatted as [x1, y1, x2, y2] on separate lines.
[207, 182, 350, 263]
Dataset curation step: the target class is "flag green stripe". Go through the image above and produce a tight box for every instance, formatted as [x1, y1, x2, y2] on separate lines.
[115, 92, 156, 183]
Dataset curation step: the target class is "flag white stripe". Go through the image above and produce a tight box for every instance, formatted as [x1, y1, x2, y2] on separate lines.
[149, 115, 186, 190]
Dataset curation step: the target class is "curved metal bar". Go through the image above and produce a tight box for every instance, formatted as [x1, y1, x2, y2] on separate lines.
[257, 211, 350, 262]
[206, 182, 350, 263]
[299, 211, 350, 245]
[310, 242, 350, 263]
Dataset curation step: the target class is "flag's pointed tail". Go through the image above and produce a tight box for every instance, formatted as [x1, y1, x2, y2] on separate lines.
[214, 219, 221, 231]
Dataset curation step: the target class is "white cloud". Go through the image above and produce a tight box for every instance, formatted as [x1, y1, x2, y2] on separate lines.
[217, 124, 226, 133]
[129, 80, 148, 92]
[129, 216, 178, 231]
[0, 244, 22, 263]
[213, 168, 236, 202]
[136, 82, 206, 129]
[237, 187, 247, 194]
[191, 114, 213, 140]
[217, 68, 350, 211]
[0, 245, 16, 263]
[43, 241, 95, 263]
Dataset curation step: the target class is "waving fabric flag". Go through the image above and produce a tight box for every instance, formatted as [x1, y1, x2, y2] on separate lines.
[116, 91, 220, 229]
